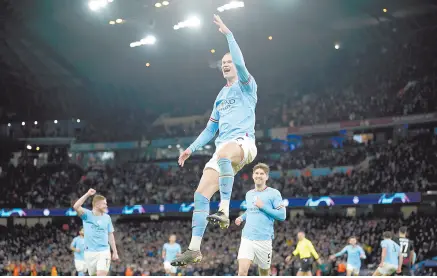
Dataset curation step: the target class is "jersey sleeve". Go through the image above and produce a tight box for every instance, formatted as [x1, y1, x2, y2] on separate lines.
[308, 241, 320, 260]
[80, 208, 91, 221]
[187, 106, 219, 153]
[359, 246, 366, 258]
[271, 190, 285, 210]
[225, 33, 257, 95]
[381, 240, 388, 249]
[335, 246, 348, 257]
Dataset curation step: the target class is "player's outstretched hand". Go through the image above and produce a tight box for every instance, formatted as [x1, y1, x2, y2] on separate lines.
[87, 188, 96, 196]
[285, 255, 292, 263]
[235, 217, 243, 226]
[112, 252, 119, 261]
[213, 14, 231, 35]
[178, 149, 192, 167]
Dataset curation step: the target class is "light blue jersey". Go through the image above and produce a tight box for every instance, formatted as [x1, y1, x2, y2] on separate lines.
[381, 239, 401, 266]
[163, 243, 182, 262]
[241, 187, 286, 241]
[335, 245, 366, 268]
[188, 33, 257, 153]
[80, 208, 114, 252]
[71, 236, 85, 261]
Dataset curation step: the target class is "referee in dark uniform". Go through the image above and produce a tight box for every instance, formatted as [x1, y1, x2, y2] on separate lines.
[393, 227, 415, 276]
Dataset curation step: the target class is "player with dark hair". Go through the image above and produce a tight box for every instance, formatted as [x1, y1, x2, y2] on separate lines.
[393, 227, 415, 275]
[235, 163, 286, 276]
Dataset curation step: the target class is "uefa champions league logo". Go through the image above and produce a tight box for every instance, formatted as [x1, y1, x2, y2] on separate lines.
[305, 197, 335, 207]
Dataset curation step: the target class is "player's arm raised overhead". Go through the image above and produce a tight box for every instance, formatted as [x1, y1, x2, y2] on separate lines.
[73, 188, 96, 216]
[214, 15, 252, 86]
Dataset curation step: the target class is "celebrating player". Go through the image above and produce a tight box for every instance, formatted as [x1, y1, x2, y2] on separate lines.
[286, 232, 322, 276]
[171, 14, 258, 266]
[73, 188, 119, 276]
[373, 231, 402, 276]
[71, 227, 86, 276]
[235, 163, 286, 276]
[329, 236, 366, 276]
[393, 227, 415, 275]
[162, 235, 182, 276]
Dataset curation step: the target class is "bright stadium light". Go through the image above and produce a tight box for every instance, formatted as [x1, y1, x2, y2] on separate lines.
[22, 121, 25, 126]
[217, 1, 244, 13]
[109, 20, 115, 25]
[155, 2, 162, 7]
[141, 35, 156, 45]
[54, 120, 58, 124]
[88, 0, 113, 11]
[26, 145, 32, 150]
[130, 35, 156, 48]
[115, 18, 123, 23]
[7, 123, 11, 127]
[173, 16, 201, 30]
[34, 121, 38, 125]
[162, 1, 169, 5]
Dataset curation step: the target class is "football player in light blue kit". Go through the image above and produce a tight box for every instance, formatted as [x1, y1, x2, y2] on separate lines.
[172, 14, 258, 266]
[373, 231, 402, 276]
[162, 235, 182, 276]
[73, 188, 119, 276]
[71, 227, 86, 276]
[329, 236, 366, 276]
[235, 163, 286, 276]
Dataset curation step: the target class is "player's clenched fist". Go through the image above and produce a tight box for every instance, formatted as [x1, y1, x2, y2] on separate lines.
[87, 188, 96, 196]
[235, 217, 243, 226]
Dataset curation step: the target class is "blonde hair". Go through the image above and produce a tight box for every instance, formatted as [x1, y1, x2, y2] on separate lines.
[92, 195, 106, 207]
[253, 163, 270, 175]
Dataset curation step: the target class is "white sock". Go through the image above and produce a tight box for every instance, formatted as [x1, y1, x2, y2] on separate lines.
[219, 200, 230, 217]
[188, 236, 202, 251]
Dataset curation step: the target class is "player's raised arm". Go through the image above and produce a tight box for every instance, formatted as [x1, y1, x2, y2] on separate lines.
[73, 188, 96, 216]
[213, 15, 251, 84]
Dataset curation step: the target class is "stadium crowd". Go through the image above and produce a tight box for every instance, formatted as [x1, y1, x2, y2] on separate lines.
[1, 132, 436, 208]
[1, 214, 436, 276]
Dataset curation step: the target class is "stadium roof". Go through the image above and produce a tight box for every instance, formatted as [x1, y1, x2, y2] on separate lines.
[2, 0, 437, 118]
